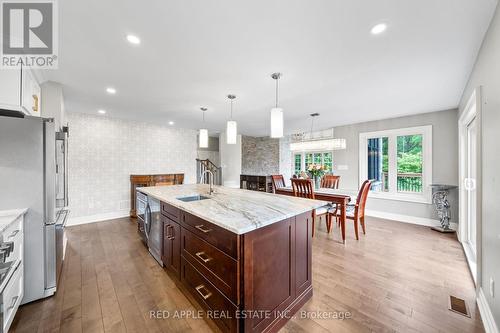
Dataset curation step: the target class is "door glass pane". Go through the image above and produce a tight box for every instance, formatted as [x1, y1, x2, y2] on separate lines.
[294, 154, 302, 175]
[367, 137, 389, 192]
[313, 153, 322, 165]
[323, 152, 333, 173]
[305, 153, 313, 170]
[397, 134, 423, 193]
[467, 118, 477, 253]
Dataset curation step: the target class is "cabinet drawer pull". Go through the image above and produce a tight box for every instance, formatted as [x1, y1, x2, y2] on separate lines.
[7, 296, 19, 311]
[195, 284, 212, 300]
[168, 225, 175, 240]
[8, 230, 20, 238]
[195, 224, 212, 233]
[32, 95, 39, 112]
[195, 251, 212, 263]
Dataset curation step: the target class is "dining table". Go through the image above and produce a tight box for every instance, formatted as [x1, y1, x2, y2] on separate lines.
[274, 187, 358, 243]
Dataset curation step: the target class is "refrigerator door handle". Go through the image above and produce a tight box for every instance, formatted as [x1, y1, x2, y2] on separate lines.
[44, 120, 56, 225]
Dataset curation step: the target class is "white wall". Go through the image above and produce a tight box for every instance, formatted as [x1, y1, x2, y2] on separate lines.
[459, 3, 500, 328]
[219, 132, 242, 188]
[279, 135, 292, 186]
[67, 112, 197, 224]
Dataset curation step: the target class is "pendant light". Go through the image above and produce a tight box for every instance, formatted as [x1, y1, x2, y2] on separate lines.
[199, 107, 209, 148]
[226, 95, 237, 144]
[270, 72, 284, 138]
[290, 113, 347, 151]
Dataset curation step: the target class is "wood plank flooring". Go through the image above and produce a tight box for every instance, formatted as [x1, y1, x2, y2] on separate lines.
[10, 216, 484, 333]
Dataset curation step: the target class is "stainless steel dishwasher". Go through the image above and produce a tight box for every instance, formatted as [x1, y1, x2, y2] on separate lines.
[144, 195, 163, 266]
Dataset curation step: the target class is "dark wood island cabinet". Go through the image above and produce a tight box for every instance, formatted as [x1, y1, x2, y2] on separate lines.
[159, 201, 314, 333]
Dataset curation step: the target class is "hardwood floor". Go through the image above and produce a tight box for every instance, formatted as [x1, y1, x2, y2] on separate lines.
[11, 216, 483, 333]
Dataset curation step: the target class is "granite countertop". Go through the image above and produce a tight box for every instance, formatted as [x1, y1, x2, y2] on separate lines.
[0, 208, 28, 233]
[138, 184, 327, 234]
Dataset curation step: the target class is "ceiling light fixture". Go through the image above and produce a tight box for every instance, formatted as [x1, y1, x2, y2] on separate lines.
[126, 34, 141, 45]
[98, 109, 106, 114]
[199, 107, 209, 148]
[106, 87, 116, 94]
[371, 23, 387, 35]
[290, 113, 347, 151]
[270, 72, 284, 138]
[226, 95, 237, 144]
[168, 121, 174, 125]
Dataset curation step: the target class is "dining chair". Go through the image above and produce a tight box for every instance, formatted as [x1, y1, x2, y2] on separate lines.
[271, 175, 286, 193]
[291, 178, 331, 237]
[321, 175, 340, 189]
[329, 180, 371, 240]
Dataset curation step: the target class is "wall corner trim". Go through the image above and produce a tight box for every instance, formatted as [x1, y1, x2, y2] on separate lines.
[478, 287, 499, 333]
[67, 210, 130, 226]
[365, 209, 458, 230]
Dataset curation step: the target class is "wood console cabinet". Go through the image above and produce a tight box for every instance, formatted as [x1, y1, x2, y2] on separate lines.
[240, 175, 272, 193]
[129, 174, 184, 217]
[160, 201, 313, 333]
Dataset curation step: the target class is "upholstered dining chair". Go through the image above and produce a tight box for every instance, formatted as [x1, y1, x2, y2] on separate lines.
[271, 175, 286, 193]
[328, 180, 371, 240]
[291, 178, 331, 237]
[321, 175, 340, 189]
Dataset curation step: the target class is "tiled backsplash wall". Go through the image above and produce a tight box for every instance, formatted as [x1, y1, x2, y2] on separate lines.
[241, 136, 279, 175]
[67, 112, 197, 222]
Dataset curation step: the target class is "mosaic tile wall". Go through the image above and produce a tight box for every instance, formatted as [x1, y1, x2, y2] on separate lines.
[67, 112, 197, 218]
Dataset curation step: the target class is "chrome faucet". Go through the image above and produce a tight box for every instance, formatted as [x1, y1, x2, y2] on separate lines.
[200, 169, 215, 195]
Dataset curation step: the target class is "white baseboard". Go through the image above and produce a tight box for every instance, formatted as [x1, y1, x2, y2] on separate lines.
[365, 209, 458, 230]
[478, 287, 499, 333]
[66, 210, 130, 226]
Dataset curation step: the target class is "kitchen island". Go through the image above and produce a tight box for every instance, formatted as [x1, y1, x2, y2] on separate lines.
[138, 184, 326, 333]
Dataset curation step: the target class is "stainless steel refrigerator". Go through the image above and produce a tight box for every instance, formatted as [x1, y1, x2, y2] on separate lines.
[0, 115, 67, 304]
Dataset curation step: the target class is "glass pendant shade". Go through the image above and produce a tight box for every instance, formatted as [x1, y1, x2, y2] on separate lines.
[199, 128, 209, 148]
[270, 107, 284, 138]
[226, 120, 237, 144]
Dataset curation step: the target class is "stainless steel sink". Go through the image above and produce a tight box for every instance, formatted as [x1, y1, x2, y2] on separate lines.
[176, 194, 211, 202]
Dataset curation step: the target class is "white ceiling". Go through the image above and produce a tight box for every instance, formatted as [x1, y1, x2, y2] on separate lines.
[41, 0, 497, 136]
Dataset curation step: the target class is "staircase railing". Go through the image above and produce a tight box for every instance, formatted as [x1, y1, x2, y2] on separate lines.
[196, 159, 222, 185]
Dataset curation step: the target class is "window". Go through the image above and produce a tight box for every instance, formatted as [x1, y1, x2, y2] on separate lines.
[367, 137, 389, 192]
[293, 151, 333, 175]
[359, 126, 432, 203]
[294, 154, 302, 175]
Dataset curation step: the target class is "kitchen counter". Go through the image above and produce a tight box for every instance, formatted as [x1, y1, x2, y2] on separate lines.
[138, 184, 327, 234]
[0, 208, 27, 234]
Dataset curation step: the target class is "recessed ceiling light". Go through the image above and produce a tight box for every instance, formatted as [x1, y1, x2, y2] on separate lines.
[371, 23, 387, 35]
[126, 34, 141, 45]
[98, 109, 106, 114]
[106, 87, 116, 94]
[168, 121, 174, 125]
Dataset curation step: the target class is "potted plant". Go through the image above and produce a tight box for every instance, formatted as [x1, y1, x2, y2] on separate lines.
[307, 164, 327, 189]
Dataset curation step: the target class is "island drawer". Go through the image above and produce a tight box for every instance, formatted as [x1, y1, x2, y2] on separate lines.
[161, 201, 180, 222]
[181, 212, 239, 259]
[181, 228, 239, 304]
[181, 258, 238, 333]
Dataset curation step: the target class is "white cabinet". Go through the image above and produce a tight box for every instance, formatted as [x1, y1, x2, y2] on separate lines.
[0, 66, 41, 117]
[0, 70, 21, 110]
[0, 213, 24, 333]
[22, 69, 42, 117]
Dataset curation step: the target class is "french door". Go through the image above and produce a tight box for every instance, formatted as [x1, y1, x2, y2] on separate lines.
[464, 117, 477, 262]
[459, 88, 481, 284]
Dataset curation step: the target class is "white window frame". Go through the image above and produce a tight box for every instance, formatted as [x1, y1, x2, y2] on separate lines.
[359, 125, 432, 204]
[292, 151, 333, 174]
